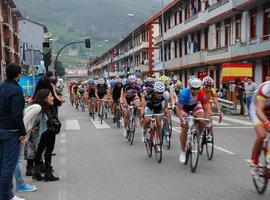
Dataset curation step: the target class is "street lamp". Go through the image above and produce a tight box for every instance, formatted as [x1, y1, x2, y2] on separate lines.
[128, 13, 135, 74]
[161, 0, 165, 75]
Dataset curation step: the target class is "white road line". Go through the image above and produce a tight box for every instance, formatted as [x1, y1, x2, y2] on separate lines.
[244, 159, 252, 163]
[65, 120, 80, 130]
[90, 118, 110, 129]
[58, 190, 66, 200]
[213, 145, 235, 155]
[215, 116, 253, 126]
[59, 157, 66, 165]
[60, 147, 66, 153]
[60, 139, 66, 144]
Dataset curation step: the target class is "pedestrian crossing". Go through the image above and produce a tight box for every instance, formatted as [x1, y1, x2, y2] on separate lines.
[61, 114, 254, 130]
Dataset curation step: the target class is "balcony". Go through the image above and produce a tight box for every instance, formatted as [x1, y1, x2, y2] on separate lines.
[207, 46, 231, 62]
[133, 42, 149, 53]
[183, 11, 207, 34]
[206, 0, 232, 24]
[154, 35, 162, 45]
[164, 23, 183, 41]
[181, 51, 206, 66]
[135, 64, 149, 72]
[231, 36, 270, 59]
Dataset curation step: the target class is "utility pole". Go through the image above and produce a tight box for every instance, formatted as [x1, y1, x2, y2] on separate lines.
[161, 0, 166, 76]
[31, 45, 35, 89]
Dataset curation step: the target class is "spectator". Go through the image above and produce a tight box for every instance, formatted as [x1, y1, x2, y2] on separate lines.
[235, 77, 245, 115]
[244, 77, 257, 119]
[32, 89, 60, 182]
[0, 63, 26, 200]
[265, 75, 270, 81]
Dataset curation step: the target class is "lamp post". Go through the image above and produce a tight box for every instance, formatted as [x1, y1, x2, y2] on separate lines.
[161, 0, 165, 75]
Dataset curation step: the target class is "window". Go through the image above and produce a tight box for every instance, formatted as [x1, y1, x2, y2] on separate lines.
[225, 18, 231, 46]
[174, 12, 178, 26]
[263, 4, 270, 40]
[174, 40, 178, 58]
[185, 37, 188, 55]
[197, 31, 201, 51]
[204, 28, 208, 50]
[235, 14, 242, 41]
[168, 43, 171, 60]
[216, 22, 221, 47]
[250, 9, 257, 40]
[262, 57, 270, 81]
[179, 39, 182, 57]
[179, 10, 182, 23]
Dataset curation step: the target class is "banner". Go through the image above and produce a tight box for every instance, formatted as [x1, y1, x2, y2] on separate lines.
[222, 63, 253, 82]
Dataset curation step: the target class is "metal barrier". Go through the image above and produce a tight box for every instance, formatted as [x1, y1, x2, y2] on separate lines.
[217, 98, 236, 112]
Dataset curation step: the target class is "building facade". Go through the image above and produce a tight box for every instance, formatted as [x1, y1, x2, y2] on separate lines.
[0, 0, 21, 82]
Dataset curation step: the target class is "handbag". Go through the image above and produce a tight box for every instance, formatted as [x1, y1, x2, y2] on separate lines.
[47, 116, 62, 135]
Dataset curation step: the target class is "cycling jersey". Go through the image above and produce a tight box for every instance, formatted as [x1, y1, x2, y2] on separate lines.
[72, 85, 79, 95]
[145, 89, 168, 114]
[88, 84, 96, 98]
[178, 87, 209, 113]
[202, 87, 218, 100]
[78, 86, 85, 95]
[97, 84, 108, 99]
[123, 84, 142, 104]
[112, 85, 123, 102]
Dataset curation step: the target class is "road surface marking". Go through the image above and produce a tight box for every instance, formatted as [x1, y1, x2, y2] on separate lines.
[244, 159, 252, 163]
[215, 116, 253, 126]
[60, 157, 66, 165]
[60, 147, 66, 153]
[58, 190, 66, 200]
[90, 118, 110, 129]
[212, 145, 235, 155]
[65, 120, 80, 130]
[60, 139, 66, 144]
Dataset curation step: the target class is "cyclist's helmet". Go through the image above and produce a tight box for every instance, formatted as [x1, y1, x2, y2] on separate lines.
[159, 75, 170, 86]
[202, 76, 214, 87]
[154, 81, 165, 93]
[175, 80, 183, 89]
[188, 77, 202, 89]
[128, 74, 137, 83]
[98, 78, 105, 85]
[173, 76, 178, 82]
[145, 77, 153, 83]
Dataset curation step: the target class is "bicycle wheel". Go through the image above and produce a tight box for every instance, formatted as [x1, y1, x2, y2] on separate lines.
[190, 131, 200, 173]
[100, 105, 104, 124]
[145, 130, 152, 157]
[199, 129, 205, 155]
[167, 116, 172, 150]
[184, 145, 190, 165]
[128, 117, 135, 145]
[154, 130, 162, 163]
[116, 108, 121, 128]
[206, 129, 214, 160]
[252, 152, 268, 194]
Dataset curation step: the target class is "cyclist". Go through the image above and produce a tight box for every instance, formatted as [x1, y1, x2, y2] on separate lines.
[88, 79, 96, 116]
[121, 74, 142, 138]
[95, 78, 109, 116]
[250, 80, 270, 175]
[141, 81, 169, 143]
[142, 77, 154, 95]
[112, 78, 123, 122]
[71, 82, 80, 108]
[202, 76, 222, 115]
[176, 77, 212, 163]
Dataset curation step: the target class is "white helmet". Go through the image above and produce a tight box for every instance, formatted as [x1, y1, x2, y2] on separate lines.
[188, 77, 202, 89]
[154, 81, 165, 93]
[98, 78, 105, 85]
[202, 76, 214, 87]
[128, 74, 137, 83]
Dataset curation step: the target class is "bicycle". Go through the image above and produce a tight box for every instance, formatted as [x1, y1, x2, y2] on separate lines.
[115, 100, 122, 128]
[162, 113, 172, 150]
[79, 97, 86, 112]
[98, 99, 110, 124]
[252, 132, 270, 194]
[199, 114, 222, 160]
[184, 114, 210, 173]
[127, 104, 141, 145]
[144, 113, 164, 163]
[89, 97, 96, 121]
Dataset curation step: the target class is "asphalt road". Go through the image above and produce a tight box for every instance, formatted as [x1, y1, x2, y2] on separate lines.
[19, 96, 270, 200]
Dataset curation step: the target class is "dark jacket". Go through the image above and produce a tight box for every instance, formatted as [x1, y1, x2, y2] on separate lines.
[0, 79, 26, 137]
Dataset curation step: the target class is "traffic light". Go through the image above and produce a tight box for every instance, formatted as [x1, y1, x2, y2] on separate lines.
[43, 42, 52, 70]
[85, 39, 91, 48]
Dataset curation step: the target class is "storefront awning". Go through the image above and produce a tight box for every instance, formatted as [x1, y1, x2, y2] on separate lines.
[222, 63, 253, 82]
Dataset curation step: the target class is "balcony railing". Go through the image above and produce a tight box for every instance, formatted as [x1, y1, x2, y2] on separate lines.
[208, 0, 230, 12]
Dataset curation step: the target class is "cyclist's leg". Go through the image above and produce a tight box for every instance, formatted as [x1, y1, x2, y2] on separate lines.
[193, 103, 205, 134]
[180, 112, 188, 152]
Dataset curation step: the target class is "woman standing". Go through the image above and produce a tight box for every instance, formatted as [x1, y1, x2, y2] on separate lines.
[32, 89, 60, 181]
